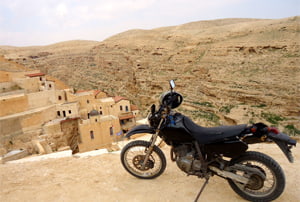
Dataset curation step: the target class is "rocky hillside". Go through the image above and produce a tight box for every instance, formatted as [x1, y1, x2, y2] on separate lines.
[1, 16, 299, 133]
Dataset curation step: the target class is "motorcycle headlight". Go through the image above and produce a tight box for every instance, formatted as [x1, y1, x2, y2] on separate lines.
[159, 91, 183, 109]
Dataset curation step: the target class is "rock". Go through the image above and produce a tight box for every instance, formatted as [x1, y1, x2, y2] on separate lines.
[1, 149, 28, 163]
[32, 140, 45, 154]
[57, 146, 71, 151]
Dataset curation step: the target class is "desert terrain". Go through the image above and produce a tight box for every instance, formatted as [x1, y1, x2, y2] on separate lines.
[0, 16, 299, 202]
[0, 135, 299, 202]
[1, 17, 299, 132]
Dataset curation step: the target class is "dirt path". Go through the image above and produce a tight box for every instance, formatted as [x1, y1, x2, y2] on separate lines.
[1, 141, 299, 202]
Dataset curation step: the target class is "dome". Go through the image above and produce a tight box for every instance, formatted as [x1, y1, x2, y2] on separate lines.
[89, 109, 100, 116]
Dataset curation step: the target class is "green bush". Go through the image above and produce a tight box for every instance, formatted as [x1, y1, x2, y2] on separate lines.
[284, 125, 300, 136]
[261, 112, 286, 125]
[219, 105, 235, 114]
[191, 110, 220, 124]
[251, 104, 267, 108]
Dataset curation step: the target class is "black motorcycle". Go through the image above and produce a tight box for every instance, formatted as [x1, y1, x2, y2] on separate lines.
[120, 80, 296, 202]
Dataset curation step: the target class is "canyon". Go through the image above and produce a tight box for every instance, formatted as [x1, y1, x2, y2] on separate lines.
[1, 16, 299, 132]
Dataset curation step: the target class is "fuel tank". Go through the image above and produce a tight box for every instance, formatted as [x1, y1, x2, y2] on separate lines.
[159, 113, 195, 144]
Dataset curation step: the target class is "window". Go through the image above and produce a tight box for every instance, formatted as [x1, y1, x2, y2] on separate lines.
[120, 120, 125, 125]
[120, 106, 123, 111]
[90, 131, 94, 139]
[87, 100, 90, 104]
[58, 96, 62, 100]
[49, 84, 52, 88]
[99, 111, 103, 115]
[95, 119, 98, 122]
[57, 111, 61, 116]
[110, 127, 114, 136]
[69, 110, 72, 114]
[63, 111, 66, 117]
[125, 106, 129, 112]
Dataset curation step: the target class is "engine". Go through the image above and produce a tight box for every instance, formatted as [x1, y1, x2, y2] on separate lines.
[172, 145, 202, 174]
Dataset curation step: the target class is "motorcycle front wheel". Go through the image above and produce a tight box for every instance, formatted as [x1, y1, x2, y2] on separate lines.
[120, 140, 166, 179]
[228, 151, 285, 202]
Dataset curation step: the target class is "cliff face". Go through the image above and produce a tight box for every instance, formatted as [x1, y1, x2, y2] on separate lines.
[1, 17, 299, 132]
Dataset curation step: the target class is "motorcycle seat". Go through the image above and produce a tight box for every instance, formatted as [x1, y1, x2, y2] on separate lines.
[183, 116, 247, 144]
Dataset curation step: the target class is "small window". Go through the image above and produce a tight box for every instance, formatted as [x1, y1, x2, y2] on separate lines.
[49, 84, 52, 88]
[125, 106, 129, 112]
[95, 119, 98, 122]
[87, 100, 90, 104]
[39, 77, 42, 81]
[120, 106, 123, 111]
[69, 110, 72, 114]
[58, 96, 62, 100]
[57, 111, 61, 116]
[110, 127, 114, 136]
[90, 131, 94, 139]
[100, 106, 102, 110]
[100, 111, 103, 115]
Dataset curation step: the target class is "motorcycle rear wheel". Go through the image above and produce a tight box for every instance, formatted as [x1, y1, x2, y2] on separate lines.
[228, 151, 285, 202]
[121, 140, 166, 179]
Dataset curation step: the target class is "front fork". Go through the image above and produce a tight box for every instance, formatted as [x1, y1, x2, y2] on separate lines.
[141, 118, 165, 169]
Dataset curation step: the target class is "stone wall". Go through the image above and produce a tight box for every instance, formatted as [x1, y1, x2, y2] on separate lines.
[27, 90, 56, 109]
[14, 77, 40, 93]
[0, 94, 29, 116]
[0, 105, 56, 155]
[56, 102, 79, 118]
[78, 115, 121, 152]
[0, 70, 11, 82]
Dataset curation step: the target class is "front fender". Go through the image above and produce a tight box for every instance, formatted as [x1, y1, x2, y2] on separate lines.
[126, 124, 155, 138]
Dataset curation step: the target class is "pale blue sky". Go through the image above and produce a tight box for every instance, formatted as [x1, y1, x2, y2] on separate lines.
[0, 0, 299, 46]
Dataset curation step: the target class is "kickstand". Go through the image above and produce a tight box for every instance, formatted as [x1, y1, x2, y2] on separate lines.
[194, 177, 209, 202]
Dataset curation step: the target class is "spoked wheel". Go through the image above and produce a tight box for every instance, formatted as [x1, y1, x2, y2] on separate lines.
[121, 140, 166, 179]
[228, 151, 285, 202]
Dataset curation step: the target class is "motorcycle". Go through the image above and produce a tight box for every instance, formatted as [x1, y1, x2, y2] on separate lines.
[120, 80, 296, 201]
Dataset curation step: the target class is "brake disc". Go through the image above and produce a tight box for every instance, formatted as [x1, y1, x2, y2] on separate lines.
[132, 155, 154, 171]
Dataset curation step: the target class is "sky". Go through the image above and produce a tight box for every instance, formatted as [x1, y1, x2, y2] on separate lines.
[0, 0, 299, 47]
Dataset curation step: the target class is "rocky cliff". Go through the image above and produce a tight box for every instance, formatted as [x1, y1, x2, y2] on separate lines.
[1, 16, 299, 133]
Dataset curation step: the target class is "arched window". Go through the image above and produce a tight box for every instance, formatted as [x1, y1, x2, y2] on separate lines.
[125, 106, 129, 112]
[90, 131, 94, 139]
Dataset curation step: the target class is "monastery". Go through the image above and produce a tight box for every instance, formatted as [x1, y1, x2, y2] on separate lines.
[0, 57, 139, 158]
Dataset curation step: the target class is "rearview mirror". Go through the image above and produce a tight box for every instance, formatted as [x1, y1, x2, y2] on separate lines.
[170, 80, 175, 90]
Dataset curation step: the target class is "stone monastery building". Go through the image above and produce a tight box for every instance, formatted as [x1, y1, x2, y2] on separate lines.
[0, 57, 138, 155]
